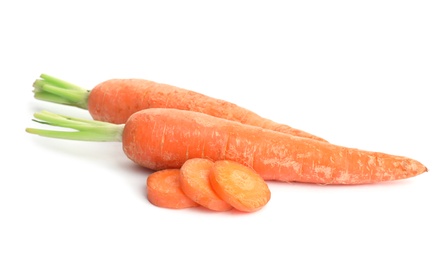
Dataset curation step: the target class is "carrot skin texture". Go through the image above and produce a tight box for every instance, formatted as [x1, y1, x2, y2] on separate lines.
[122, 108, 427, 185]
[146, 169, 199, 209]
[180, 158, 233, 212]
[87, 79, 327, 142]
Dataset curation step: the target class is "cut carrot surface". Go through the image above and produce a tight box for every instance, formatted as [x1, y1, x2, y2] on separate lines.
[209, 160, 271, 213]
[146, 169, 199, 209]
[180, 158, 233, 212]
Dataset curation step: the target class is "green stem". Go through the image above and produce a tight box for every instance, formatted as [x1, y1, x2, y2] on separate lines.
[26, 111, 124, 142]
[32, 74, 91, 109]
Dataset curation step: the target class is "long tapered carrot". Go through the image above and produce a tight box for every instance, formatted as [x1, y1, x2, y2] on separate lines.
[146, 169, 199, 209]
[180, 158, 233, 212]
[209, 160, 271, 212]
[32, 74, 327, 142]
[25, 108, 427, 185]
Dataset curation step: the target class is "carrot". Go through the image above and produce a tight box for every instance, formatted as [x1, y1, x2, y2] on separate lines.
[32, 74, 327, 142]
[146, 169, 199, 209]
[25, 108, 428, 185]
[180, 158, 233, 212]
[209, 160, 271, 212]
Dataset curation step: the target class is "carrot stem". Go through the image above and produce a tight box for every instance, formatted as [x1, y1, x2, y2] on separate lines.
[33, 74, 90, 109]
[26, 111, 124, 142]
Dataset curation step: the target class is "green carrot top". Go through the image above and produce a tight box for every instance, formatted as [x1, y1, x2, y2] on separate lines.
[33, 74, 90, 109]
[26, 111, 124, 142]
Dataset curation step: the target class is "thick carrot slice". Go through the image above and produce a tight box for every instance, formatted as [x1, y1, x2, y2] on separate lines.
[180, 158, 233, 212]
[209, 160, 271, 213]
[146, 169, 199, 209]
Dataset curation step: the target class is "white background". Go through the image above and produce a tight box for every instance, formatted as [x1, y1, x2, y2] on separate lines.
[1, 1, 439, 259]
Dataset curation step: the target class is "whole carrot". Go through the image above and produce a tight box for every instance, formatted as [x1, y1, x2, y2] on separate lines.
[25, 109, 427, 185]
[32, 74, 327, 142]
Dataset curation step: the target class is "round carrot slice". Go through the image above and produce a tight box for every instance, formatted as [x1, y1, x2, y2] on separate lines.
[147, 169, 199, 209]
[180, 158, 233, 212]
[209, 160, 271, 212]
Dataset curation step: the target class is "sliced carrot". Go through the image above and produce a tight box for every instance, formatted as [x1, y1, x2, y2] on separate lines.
[146, 169, 199, 209]
[209, 160, 271, 213]
[180, 158, 233, 212]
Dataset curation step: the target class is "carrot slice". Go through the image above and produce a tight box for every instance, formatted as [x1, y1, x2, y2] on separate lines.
[209, 160, 271, 212]
[146, 169, 199, 209]
[180, 158, 233, 212]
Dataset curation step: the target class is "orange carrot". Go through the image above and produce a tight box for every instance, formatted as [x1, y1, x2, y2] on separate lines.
[25, 109, 427, 185]
[146, 169, 199, 209]
[209, 160, 271, 212]
[180, 158, 232, 212]
[32, 74, 327, 142]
